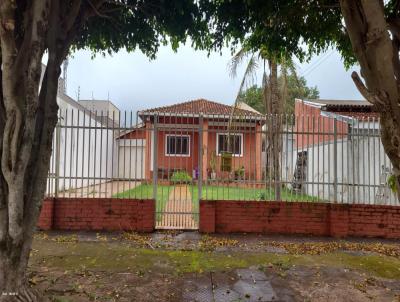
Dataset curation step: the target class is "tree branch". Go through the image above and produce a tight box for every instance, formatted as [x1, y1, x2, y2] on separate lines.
[351, 71, 385, 107]
[387, 18, 400, 40]
[14, 1, 49, 72]
[341, 0, 400, 121]
[392, 37, 400, 81]
[0, 43, 3, 112]
[87, 0, 111, 19]
[62, 0, 82, 33]
[0, 49, 7, 245]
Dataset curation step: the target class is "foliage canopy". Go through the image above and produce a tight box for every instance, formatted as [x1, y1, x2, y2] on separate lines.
[239, 74, 319, 115]
[201, 0, 355, 66]
[69, 1, 210, 58]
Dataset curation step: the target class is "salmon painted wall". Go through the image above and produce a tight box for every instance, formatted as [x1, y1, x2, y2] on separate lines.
[295, 100, 348, 149]
[156, 130, 200, 178]
[119, 128, 146, 139]
[154, 127, 261, 180]
[141, 118, 262, 181]
[206, 125, 262, 180]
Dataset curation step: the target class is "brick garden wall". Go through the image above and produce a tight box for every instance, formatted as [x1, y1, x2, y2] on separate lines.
[37, 198, 400, 238]
[200, 200, 400, 239]
[38, 198, 155, 232]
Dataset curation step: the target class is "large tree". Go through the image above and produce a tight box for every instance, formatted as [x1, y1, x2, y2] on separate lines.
[229, 49, 301, 199]
[204, 0, 400, 198]
[0, 1, 207, 300]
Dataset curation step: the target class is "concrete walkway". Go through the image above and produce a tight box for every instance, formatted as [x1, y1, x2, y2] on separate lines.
[158, 185, 197, 229]
[57, 181, 140, 198]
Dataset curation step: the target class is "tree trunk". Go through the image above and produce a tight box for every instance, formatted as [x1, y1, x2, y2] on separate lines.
[271, 61, 283, 200]
[0, 243, 41, 302]
[0, 63, 60, 301]
[0, 1, 66, 299]
[378, 112, 400, 200]
[340, 0, 400, 200]
[0, 0, 110, 299]
[265, 60, 282, 200]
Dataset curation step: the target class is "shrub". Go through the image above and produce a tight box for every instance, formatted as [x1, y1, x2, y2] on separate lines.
[257, 191, 268, 201]
[234, 166, 245, 180]
[388, 174, 397, 193]
[170, 170, 192, 184]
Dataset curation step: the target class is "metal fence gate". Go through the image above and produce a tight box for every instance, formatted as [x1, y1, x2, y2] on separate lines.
[152, 114, 201, 230]
[46, 108, 399, 231]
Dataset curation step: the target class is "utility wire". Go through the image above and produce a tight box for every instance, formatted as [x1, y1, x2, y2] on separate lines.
[300, 51, 335, 77]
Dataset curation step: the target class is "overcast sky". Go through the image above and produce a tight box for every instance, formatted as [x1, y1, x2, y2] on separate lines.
[65, 44, 362, 113]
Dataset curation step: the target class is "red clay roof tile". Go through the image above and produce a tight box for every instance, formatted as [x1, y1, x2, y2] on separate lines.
[139, 99, 263, 117]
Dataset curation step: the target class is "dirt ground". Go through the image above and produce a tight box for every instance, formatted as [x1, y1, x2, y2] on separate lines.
[29, 231, 400, 302]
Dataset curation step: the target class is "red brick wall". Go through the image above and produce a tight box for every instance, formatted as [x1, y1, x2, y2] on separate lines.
[294, 100, 348, 149]
[38, 198, 55, 230]
[200, 200, 400, 239]
[37, 198, 155, 232]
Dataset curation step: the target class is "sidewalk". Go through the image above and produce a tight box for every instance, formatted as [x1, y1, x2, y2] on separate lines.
[31, 232, 400, 302]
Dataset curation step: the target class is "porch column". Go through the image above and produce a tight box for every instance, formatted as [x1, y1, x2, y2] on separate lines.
[255, 123, 262, 181]
[145, 120, 152, 181]
[202, 119, 209, 181]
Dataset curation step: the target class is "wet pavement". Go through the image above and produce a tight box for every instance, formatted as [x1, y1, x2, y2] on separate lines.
[183, 268, 289, 302]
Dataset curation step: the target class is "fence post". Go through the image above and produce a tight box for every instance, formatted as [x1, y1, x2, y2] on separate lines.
[152, 114, 158, 200]
[333, 117, 338, 202]
[54, 118, 61, 197]
[198, 115, 203, 201]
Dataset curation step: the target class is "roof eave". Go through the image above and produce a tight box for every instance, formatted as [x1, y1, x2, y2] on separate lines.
[138, 111, 265, 121]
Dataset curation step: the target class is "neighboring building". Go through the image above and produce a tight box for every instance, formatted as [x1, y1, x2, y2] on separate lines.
[119, 99, 265, 181]
[284, 98, 397, 204]
[114, 123, 147, 180]
[237, 101, 261, 114]
[79, 99, 120, 122]
[44, 65, 119, 195]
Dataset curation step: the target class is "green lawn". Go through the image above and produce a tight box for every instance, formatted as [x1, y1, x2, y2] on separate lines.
[193, 185, 319, 202]
[113, 184, 172, 221]
[114, 183, 319, 203]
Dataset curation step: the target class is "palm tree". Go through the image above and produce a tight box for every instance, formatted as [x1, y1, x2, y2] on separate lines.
[229, 49, 299, 200]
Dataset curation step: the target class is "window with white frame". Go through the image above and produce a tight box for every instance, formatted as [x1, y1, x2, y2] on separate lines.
[216, 133, 243, 156]
[165, 135, 190, 156]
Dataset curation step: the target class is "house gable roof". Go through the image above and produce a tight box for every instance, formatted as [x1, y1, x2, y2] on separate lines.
[139, 99, 263, 118]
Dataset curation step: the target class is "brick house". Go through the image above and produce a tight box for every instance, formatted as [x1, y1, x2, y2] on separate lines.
[118, 99, 265, 182]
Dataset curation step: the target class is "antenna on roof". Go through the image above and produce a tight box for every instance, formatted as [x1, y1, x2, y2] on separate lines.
[107, 91, 110, 101]
[91, 91, 94, 100]
[77, 86, 80, 101]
